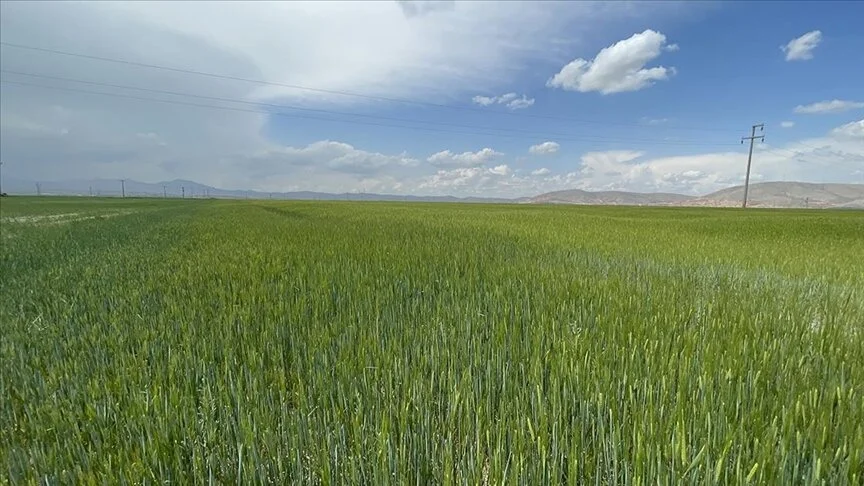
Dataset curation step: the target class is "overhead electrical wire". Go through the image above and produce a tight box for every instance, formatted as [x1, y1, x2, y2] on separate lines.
[0, 40, 744, 133]
[0, 78, 746, 148]
[0, 69, 742, 147]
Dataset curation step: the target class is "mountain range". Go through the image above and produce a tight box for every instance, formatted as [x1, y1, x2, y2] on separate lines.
[1, 177, 862, 209]
[527, 182, 864, 209]
[0, 177, 517, 203]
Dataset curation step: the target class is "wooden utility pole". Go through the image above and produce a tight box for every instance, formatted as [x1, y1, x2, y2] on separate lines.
[120, 179, 126, 198]
[741, 123, 764, 208]
[181, 186, 185, 198]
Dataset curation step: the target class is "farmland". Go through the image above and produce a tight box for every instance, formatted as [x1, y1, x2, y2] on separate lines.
[1, 197, 863, 484]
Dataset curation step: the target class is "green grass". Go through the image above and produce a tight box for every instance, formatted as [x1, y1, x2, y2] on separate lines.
[2, 196, 863, 484]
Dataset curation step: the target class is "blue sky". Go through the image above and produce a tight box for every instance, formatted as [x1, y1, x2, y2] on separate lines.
[1, 1, 862, 196]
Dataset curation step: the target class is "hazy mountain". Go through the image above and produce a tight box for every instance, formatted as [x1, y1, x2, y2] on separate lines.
[529, 182, 863, 209]
[529, 189, 693, 206]
[3, 177, 861, 209]
[0, 177, 519, 203]
[684, 182, 864, 208]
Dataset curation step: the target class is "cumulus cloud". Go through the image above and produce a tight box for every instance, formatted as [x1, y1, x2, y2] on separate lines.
[830, 119, 864, 139]
[490, 164, 511, 176]
[562, 119, 864, 194]
[1, 1, 653, 192]
[286, 120, 864, 196]
[781, 30, 822, 61]
[426, 148, 502, 168]
[780, 121, 795, 128]
[471, 92, 535, 110]
[419, 165, 513, 193]
[547, 29, 677, 94]
[794, 100, 864, 114]
[528, 141, 560, 155]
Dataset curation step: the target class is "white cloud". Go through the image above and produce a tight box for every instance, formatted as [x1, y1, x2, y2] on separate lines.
[471, 92, 535, 110]
[506, 96, 536, 110]
[528, 141, 560, 155]
[419, 165, 512, 193]
[547, 29, 677, 94]
[98, 2, 615, 104]
[781, 30, 822, 61]
[251, 141, 418, 175]
[282, 120, 864, 196]
[641, 117, 669, 126]
[562, 119, 864, 194]
[490, 164, 511, 176]
[780, 121, 795, 128]
[426, 148, 502, 168]
[471, 96, 496, 106]
[830, 119, 864, 139]
[794, 100, 864, 114]
[1, 1, 656, 191]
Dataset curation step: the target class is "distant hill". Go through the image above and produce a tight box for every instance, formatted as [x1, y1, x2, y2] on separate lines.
[529, 182, 864, 209]
[0, 177, 519, 203]
[529, 189, 693, 206]
[683, 182, 864, 208]
[3, 177, 861, 209]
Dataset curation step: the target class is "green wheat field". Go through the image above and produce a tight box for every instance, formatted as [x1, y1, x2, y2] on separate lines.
[1, 197, 862, 484]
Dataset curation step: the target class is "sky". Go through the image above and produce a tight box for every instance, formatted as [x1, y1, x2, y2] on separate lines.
[1, 0, 862, 197]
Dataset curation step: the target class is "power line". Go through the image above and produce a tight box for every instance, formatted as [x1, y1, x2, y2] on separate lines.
[741, 123, 765, 208]
[0, 79, 743, 148]
[0, 69, 739, 146]
[0, 41, 742, 133]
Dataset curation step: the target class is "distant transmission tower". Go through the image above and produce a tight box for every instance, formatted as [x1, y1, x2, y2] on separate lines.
[741, 123, 765, 208]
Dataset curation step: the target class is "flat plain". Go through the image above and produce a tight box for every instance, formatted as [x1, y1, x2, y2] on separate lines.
[1, 197, 863, 484]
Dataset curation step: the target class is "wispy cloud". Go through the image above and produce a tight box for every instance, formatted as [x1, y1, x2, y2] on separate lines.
[794, 100, 864, 114]
[781, 30, 822, 61]
[471, 93, 535, 110]
[528, 141, 560, 155]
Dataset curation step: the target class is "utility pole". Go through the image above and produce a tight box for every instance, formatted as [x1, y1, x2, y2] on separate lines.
[163, 185, 167, 198]
[181, 186, 185, 198]
[89, 185, 93, 197]
[36, 182, 42, 196]
[120, 179, 126, 198]
[741, 123, 765, 208]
